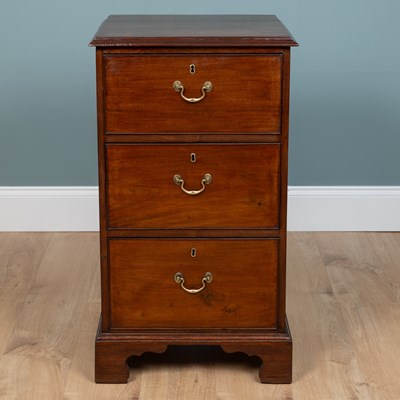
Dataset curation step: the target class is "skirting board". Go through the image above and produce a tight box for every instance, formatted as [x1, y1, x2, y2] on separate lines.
[0, 186, 399, 232]
[288, 186, 400, 231]
[0, 187, 99, 232]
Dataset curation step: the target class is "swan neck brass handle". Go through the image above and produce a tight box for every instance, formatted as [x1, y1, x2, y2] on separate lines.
[173, 173, 212, 196]
[173, 80, 213, 103]
[174, 272, 213, 294]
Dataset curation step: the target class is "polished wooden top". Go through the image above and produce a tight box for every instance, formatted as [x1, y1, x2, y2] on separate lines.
[89, 15, 298, 47]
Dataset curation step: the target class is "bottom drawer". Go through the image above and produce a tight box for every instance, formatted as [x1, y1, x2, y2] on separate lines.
[109, 239, 278, 329]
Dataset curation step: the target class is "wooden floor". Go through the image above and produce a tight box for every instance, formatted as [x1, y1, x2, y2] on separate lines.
[1, 232, 400, 399]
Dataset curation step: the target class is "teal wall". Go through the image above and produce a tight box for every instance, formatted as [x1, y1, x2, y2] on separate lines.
[1, 1, 399, 185]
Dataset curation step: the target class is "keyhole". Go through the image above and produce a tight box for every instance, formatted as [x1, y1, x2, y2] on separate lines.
[190, 64, 196, 74]
[191, 248, 197, 257]
[190, 153, 196, 163]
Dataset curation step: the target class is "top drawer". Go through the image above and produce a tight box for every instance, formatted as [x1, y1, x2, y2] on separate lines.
[103, 54, 282, 134]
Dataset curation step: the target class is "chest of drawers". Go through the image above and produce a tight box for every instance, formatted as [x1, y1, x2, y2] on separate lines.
[90, 15, 297, 384]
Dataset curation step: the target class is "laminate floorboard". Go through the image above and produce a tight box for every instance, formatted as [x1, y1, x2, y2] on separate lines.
[0, 232, 399, 400]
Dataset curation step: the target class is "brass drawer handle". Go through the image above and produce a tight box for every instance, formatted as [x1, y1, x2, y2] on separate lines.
[173, 80, 213, 103]
[173, 173, 212, 196]
[174, 272, 213, 294]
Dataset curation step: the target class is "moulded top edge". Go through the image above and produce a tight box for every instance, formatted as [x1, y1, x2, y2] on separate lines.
[89, 15, 298, 47]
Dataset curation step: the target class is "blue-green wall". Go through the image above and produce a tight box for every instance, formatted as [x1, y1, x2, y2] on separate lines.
[1, 1, 399, 185]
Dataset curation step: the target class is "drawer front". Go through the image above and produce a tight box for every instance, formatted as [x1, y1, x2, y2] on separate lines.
[104, 54, 282, 134]
[106, 144, 280, 229]
[109, 239, 278, 329]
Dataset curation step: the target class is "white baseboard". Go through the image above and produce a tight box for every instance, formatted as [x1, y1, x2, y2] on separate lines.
[288, 186, 400, 231]
[0, 187, 99, 232]
[0, 186, 399, 232]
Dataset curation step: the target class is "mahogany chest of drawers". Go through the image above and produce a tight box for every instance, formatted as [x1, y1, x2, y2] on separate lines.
[90, 15, 297, 384]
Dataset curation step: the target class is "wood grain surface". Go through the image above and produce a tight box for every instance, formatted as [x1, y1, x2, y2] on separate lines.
[1, 232, 400, 398]
[108, 238, 278, 329]
[104, 54, 282, 134]
[89, 15, 298, 47]
[106, 144, 280, 230]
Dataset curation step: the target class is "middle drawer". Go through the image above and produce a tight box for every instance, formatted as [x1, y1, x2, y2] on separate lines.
[106, 144, 280, 230]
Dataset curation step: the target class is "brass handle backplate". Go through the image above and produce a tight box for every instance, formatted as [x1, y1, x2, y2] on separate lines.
[174, 272, 213, 294]
[173, 173, 212, 196]
[173, 80, 213, 103]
